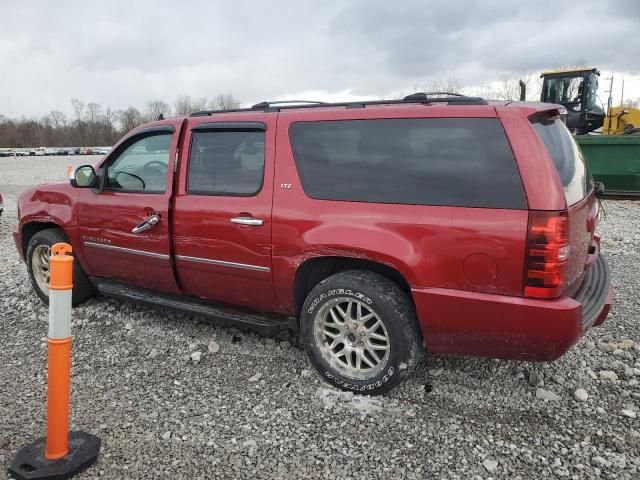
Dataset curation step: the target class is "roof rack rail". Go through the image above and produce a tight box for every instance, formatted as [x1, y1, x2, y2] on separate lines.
[403, 92, 486, 104]
[189, 94, 487, 117]
[251, 100, 327, 110]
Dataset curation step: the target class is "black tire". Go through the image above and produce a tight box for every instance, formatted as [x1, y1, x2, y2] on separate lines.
[26, 228, 94, 306]
[301, 270, 422, 395]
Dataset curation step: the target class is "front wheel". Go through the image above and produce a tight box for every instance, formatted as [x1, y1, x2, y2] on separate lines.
[26, 228, 94, 306]
[301, 270, 423, 395]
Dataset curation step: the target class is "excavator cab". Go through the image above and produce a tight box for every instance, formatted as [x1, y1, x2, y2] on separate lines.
[540, 68, 605, 134]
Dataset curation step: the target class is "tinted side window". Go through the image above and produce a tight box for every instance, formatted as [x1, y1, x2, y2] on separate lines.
[106, 134, 172, 193]
[187, 130, 265, 196]
[289, 118, 526, 209]
[532, 117, 593, 205]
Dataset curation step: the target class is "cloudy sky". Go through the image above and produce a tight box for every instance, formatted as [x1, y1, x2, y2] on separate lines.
[1, 0, 638, 117]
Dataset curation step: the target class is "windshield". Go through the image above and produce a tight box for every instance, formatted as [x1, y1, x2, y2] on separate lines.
[542, 76, 584, 112]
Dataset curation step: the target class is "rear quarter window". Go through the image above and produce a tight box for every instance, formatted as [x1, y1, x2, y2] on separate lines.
[289, 118, 526, 209]
[532, 117, 594, 205]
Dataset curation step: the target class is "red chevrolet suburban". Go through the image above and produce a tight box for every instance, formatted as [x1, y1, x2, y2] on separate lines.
[14, 94, 613, 394]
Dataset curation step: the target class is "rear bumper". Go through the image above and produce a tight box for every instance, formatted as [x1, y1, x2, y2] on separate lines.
[413, 254, 613, 361]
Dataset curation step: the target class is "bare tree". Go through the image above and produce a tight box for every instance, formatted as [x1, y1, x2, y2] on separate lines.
[145, 100, 171, 121]
[48, 110, 67, 130]
[209, 94, 240, 110]
[191, 97, 208, 112]
[174, 95, 193, 115]
[104, 107, 116, 129]
[419, 78, 465, 95]
[85, 102, 103, 123]
[70, 98, 84, 122]
[118, 107, 143, 132]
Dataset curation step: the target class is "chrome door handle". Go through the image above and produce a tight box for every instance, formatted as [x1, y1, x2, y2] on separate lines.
[132, 213, 160, 234]
[230, 216, 263, 226]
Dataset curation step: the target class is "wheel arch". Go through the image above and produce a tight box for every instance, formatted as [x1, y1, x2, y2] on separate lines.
[292, 256, 414, 317]
[22, 221, 65, 254]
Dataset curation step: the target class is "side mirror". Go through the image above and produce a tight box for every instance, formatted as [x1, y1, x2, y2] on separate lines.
[70, 165, 97, 188]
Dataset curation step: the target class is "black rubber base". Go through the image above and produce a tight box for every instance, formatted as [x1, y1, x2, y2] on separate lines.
[8, 431, 101, 480]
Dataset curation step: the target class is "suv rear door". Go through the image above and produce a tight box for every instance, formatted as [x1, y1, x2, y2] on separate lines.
[77, 122, 182, 293]
[172, 115, 276, 311]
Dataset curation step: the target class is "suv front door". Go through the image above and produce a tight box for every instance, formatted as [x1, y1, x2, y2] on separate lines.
[172, 116, 275, 311]
[77, 123, 181, 293]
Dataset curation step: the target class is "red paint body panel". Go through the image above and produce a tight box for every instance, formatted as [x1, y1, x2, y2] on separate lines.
[414, 286, 583, 360]
[498, 107, 567, 211]
[172, 113, 276, 310]
[75, 118, 183, 293]
[77, 190, 180, 292]
[13, 101, 614, 363]
[271, 107, 529, 314]
[13, 183, 86, 267]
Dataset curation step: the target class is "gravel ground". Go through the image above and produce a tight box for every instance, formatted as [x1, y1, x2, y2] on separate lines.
[0, 156, 639, 479]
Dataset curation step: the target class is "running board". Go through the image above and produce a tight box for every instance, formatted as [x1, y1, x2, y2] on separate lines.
[91, 278, 296, 335]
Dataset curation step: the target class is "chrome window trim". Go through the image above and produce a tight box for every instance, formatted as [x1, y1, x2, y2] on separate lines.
[175, 255, 270, 272]
[83, 241, 170, 260]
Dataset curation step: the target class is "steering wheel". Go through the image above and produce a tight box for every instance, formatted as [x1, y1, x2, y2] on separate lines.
[143, 160, 168, 174]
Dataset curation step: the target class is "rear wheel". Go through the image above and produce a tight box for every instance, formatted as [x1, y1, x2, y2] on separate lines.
[26, 228, 94, 306]
[301, 270, 422, 395]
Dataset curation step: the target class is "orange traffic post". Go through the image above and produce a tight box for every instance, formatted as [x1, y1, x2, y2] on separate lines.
[9, 243, 100, 480]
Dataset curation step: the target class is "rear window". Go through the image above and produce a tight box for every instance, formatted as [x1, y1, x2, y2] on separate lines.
[289, 118, 526, 209]
[532, 117, 594, 205]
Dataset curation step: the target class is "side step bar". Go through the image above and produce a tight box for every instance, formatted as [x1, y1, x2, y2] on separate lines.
[91, 278, 297, 335]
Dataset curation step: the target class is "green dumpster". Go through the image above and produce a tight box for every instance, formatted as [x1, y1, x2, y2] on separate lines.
[576, 135, 640, 196]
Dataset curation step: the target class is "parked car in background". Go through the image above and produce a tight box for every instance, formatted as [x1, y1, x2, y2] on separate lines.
[13, 95, 613, 394]
[0, 149, 12, 157]
[44, 148, 57, 156]
[35, 147, 46, 156]
[28, 149, 36, 156]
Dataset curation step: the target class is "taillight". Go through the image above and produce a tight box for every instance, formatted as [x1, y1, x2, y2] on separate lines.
[524, 211, 569, 299]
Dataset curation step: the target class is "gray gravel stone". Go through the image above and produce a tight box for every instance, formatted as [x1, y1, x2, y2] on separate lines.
[597, 342, 617, 353]
[616, 339, 635, 350]
[536, 388, 560, 401]
[574, 388, 589, 402]
[207, 340, 220, 353]
[528, 370, 544, 387]
[483, 458, 499, 474]
[599, 370, 619, 381]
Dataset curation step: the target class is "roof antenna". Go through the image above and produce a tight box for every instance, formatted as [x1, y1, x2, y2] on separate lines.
[157, 113, 164, 121]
